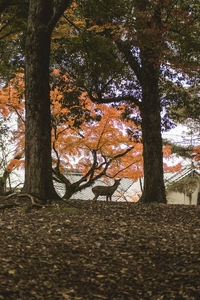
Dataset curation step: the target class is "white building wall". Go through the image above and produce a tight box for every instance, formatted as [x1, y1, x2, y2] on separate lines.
[166, 185, 199, 205]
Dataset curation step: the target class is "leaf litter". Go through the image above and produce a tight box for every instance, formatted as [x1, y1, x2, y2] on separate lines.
[0, 200, 200, 299]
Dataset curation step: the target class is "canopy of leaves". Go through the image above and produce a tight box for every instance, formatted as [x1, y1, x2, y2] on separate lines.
[51, 0, 199, 132]
[0, 0, 28, 82]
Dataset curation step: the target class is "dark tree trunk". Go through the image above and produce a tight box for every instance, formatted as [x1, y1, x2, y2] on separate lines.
[23, 1, 57, 200]
[140, 53, 166, 203]
[115, 30, 166, 203]
[23, 0, 72, 201]
[140, 99, 166, 203]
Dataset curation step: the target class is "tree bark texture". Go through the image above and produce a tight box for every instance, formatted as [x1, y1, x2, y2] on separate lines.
[140, 53, 166, 203]
[23, 0, 71, 200]
[116, 37, 166, 203]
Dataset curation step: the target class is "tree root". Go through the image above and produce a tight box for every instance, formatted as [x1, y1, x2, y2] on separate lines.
[0, 192, 44, 210]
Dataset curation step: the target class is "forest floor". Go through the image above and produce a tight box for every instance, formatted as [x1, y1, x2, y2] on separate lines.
[0, 199, 200, 300]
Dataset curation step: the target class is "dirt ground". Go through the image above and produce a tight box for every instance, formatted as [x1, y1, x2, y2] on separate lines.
[0, 199, 200, 299]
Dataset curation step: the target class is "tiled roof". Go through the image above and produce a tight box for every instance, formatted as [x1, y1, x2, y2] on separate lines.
[165, 167, 200, 187]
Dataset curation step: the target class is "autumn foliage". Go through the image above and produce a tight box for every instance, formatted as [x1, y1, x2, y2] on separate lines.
[0, 71, 183, 187]
[193, 146, 200, 168]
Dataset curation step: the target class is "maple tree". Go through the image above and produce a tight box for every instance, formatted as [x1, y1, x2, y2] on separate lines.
[51, 90, 143, 198]
[0, 72, 143, 197]
[51, 0, 199, 203]
[0, 71, 182, 198]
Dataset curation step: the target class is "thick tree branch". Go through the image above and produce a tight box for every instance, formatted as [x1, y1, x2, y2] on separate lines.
[88, 91, 141, 107]
[52, 167, 71, 187]
[48, 0, 73, 32]
[112, 146, 134, 160]
[115, 40, 143, 86]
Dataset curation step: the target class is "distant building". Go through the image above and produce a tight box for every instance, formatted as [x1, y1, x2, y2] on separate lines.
[165, 167, 200, 205]
[53, 172, 141, 202]
[54, 168, 200, 205]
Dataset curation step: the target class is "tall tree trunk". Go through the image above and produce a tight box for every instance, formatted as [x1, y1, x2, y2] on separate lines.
[140, 98, 166, 203]
[140, 55, 166, 203]
[23, 0, 59, 201]
[23, 0, 72, 201]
